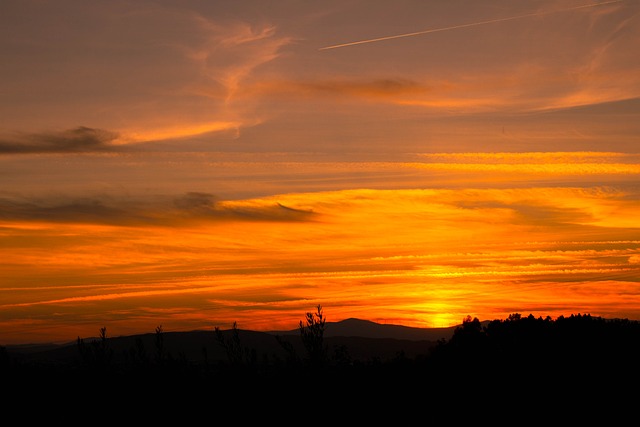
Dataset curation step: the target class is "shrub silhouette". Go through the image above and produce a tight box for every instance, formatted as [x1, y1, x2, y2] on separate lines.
[214, 321, 259, 370]
[77, 326, 113, 370]
[154, 325, 165, 365]
[299, 304, 328, 369]
[215, 321, 244, 366]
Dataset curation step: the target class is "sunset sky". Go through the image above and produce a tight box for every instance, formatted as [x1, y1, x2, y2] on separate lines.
[1, 0, 639, 345]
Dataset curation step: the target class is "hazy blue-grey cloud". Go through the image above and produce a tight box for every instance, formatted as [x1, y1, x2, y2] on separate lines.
[455, 199, 594, 227]
[0, 127, 120, 154]
[285, 78, 427, 99]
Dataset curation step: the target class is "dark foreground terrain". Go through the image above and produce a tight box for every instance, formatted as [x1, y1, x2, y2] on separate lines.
[3, 311, 640, 415]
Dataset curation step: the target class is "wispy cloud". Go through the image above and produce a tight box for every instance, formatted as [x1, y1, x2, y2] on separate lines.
[186, 17, 295, 104]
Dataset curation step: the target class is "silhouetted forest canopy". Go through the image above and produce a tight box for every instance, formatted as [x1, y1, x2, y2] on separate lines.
[4, 307, 640, 389]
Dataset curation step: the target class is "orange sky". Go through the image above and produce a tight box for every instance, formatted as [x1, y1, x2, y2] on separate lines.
[1, 1, 639, 345]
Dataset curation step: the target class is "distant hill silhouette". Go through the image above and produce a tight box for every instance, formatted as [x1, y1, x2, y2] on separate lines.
[3, 317, 453, 366]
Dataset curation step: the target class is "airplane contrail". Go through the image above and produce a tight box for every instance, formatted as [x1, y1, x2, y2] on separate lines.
[319, 0, 626, 50]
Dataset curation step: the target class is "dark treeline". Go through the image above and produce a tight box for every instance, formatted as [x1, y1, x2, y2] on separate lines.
[428, 312, 640, 379]
[3, 306, 640, 393]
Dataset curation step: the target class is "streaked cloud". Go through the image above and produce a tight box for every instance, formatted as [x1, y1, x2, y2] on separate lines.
[409, 152, 640, 175]
[407, 162, 640, 175]
[122, 121, 243, 143]
[315, 0, 639, 113]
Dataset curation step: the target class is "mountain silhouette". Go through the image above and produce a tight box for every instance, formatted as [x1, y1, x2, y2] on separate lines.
[270, 317, 457, 340]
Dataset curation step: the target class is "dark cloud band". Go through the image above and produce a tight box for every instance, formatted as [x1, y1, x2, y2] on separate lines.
[0, 193, 316, 226]
[0, 127, 120, 154]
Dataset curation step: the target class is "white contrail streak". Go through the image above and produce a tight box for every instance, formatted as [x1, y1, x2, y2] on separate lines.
[319, 0, 625, 50]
